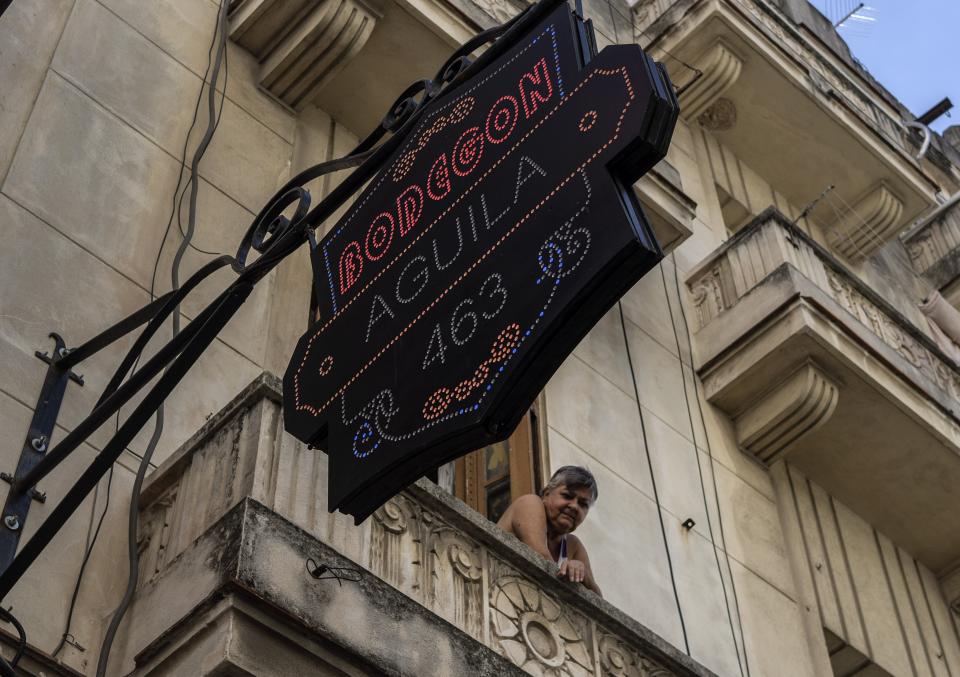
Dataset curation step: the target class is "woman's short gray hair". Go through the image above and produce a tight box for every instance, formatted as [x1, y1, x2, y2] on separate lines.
[543, 466, 598, 503]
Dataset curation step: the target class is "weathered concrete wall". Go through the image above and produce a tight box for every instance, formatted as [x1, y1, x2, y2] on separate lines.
[119, 498, 531, 676]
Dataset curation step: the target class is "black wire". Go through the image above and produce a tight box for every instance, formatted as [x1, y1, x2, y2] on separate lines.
[305, 558, 363, 586]
[96, 3, 227, 675]
[0, 607, 25, 671]
[617, 301, 690, 655]
[51, 1, 228, 663]
[51, 466, 113, 658]
[663, 259, 751, 677]
[176, 41, 229, 258]
[150, 0, 226, 296]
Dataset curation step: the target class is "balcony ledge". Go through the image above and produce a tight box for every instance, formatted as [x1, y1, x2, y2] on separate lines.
[640, 0, 941, 259]
[903, 200, 960, 303]
[686, 208, 960, 574]
[635, 160, 698, 254]
[126, 373, 714, 677]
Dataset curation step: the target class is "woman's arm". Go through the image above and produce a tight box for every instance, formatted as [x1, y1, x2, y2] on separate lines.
[566, 536, 602, 597]
[503, 494, 554, 562]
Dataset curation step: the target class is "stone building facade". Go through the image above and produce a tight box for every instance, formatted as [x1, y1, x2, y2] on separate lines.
[0, 0, 959, 675]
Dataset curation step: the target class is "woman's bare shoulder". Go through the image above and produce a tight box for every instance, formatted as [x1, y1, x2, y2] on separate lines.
[511, 493, 544, 509]
[496, 494, 543, 531]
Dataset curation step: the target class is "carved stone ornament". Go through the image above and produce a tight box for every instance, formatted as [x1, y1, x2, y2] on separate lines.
[697, 97, 737, 131]
[473, 0, 526, 24]
[734, 361, 840, 465]
[681, 41, 743, 121]
[598, 633, 675, 677]
[229, 0, 381, 110]
[826, 270, 960, 399]
[490, 577, 594, 676]
[689, 264, 726, 328]
[372, 497, 409, 533]
[827, 183, 904, 261]
[444, 534, 483, 581]
[906, 233, 933, 266]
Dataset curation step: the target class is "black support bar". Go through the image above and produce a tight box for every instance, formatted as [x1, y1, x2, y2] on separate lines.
[0, 335, 78, 572]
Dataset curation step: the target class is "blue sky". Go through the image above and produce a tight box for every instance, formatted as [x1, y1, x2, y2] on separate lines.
[809, 0, 959, 133]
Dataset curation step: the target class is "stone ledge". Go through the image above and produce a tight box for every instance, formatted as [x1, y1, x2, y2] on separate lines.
[117, 498, 526, 676]
[137, 373, 716, 676]
[634, 160, 697, 254]
[688, 208, 960, 412]
[903, 199, 960, 297]
[406, 478, 710, 676]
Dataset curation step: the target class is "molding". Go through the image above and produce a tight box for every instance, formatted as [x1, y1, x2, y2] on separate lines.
[229, 0, 382, 111]
[680, 40, 743, 121]
[633, 161, 697, 254]
[828, 182, 905, 261]
[939, 561, 960, 612]
[696, 97, 737, 131]
[902, 200, 960, 293]
[734, 360, 840, 464]
[685, 208, 960, 386]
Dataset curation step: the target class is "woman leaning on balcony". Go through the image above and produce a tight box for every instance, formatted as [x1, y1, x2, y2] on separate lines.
[496, 466, 602, 596]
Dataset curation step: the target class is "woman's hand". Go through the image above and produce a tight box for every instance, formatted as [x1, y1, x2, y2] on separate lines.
[558, 558, 587, 583]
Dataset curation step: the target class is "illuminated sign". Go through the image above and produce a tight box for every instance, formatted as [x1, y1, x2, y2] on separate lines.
[283, 2, 678, 521]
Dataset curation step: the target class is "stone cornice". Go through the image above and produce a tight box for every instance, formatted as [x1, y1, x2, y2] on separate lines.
[229, 0, 382, 111]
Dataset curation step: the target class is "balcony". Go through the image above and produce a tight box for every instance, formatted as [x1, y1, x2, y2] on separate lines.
[685, 208, 960, 575]
[228, 0, 477, 134]
[903, 199, 960, 304]
[634, 0, 941, 259]
[111, 375, 712, 676]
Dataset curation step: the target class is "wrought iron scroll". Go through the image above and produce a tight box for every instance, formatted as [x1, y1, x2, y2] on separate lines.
[0, 0, 565, 601]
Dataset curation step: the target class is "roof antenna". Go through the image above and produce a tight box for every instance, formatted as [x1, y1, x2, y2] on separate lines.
[834, 2, 864, 28]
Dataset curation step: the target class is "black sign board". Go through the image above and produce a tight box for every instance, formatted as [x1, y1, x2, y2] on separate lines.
[283, 2, 678, 521]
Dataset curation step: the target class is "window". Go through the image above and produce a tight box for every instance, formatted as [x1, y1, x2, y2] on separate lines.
[454, 401, 544, 523]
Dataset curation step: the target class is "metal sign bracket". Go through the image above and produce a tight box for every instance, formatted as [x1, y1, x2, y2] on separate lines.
[0, 334, 81, 569]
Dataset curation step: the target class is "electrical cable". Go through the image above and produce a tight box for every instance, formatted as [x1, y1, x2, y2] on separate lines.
[665, 257, 752, 677]
[95, 2, 227, 675]
[150, 0, 228, 296]
[617, 301, 690, 655]
[0, 606, 25, 674]
[51, 466, 112, 658]
[175, 42, 229, 258]
[50, 1, 228, 664]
